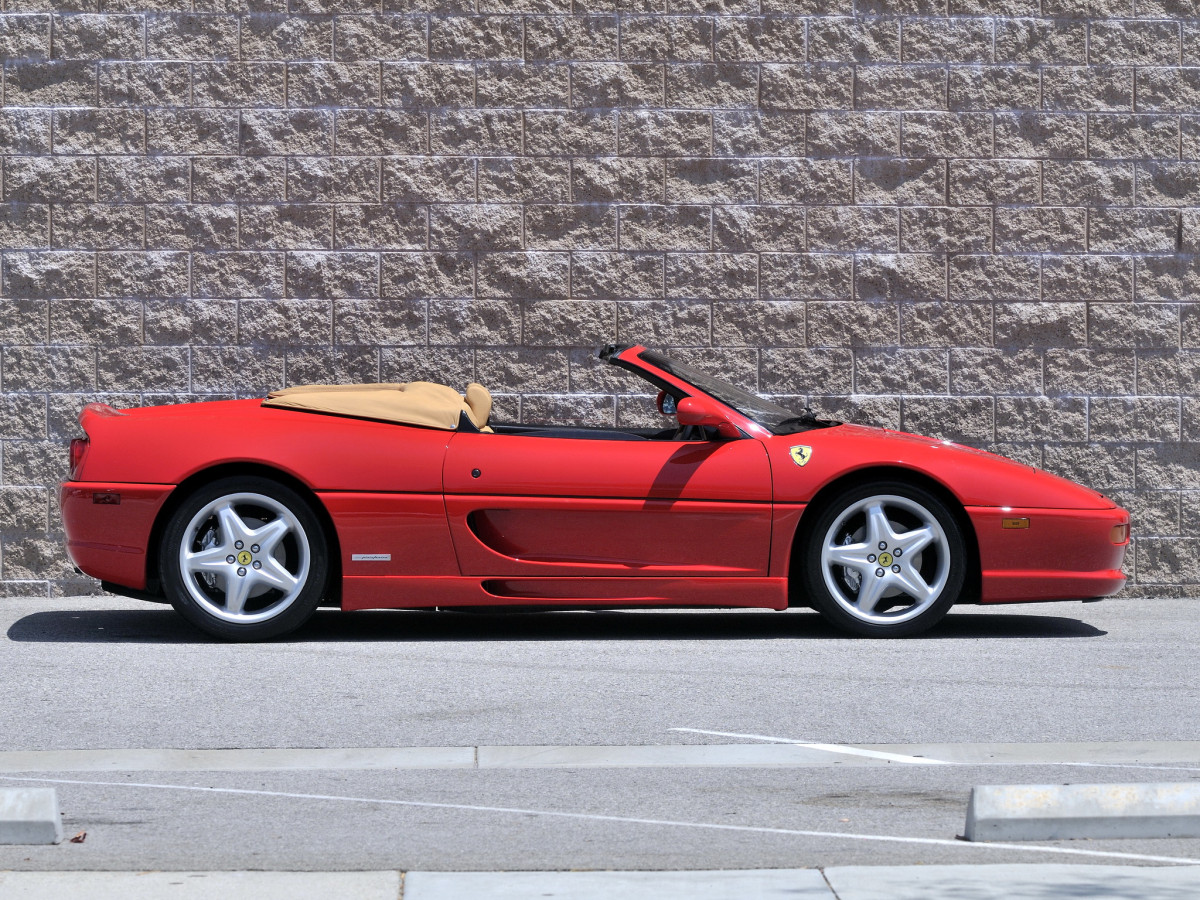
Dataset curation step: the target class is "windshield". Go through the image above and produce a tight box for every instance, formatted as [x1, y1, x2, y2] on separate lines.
[637, 350, 833, 435]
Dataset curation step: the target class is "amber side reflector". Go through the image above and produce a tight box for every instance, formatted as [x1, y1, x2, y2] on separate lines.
[1111, 523, 1130, 544]
[1001, 517, 1030, 529]
[92, 492, 120, 505]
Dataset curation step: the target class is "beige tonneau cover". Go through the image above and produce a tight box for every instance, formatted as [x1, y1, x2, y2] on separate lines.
[263, 381, 492, 432]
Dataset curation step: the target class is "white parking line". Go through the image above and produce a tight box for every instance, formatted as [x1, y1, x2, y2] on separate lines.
[669, 728, 951, 765]
[1, 774, 1198, 867]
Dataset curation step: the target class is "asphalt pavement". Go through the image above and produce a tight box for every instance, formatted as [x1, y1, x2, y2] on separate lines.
[1, 594, 1199, 880]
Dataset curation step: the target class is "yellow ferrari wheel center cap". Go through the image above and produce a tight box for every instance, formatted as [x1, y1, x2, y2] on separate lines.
[237, 550, 253, 566]
[878, 552, 893, 567]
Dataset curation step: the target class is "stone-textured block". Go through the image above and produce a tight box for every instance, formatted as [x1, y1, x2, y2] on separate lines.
[50, 299, 142, 346]
[526, 17, 618, 61]
[477, 252, 570, 298]
[856, 253, 946, 302]
[429, 299, 522, 345]
[147, 205, 239, 250]
[382, 63, 474, 108]
[100, 61, 190, 107]
[950, 349, 1042, 395]
[1090, 114, 1179, 160]
[147, 13, 238, 60]
[430, 15, 522, 61]
[241, 14, 331, 61]
[619, 16, 712, 62]
[1045, 349, 1136, 395]
[571, 252, 664, 299]
[430, 204, 523, 251]
[572, 158, 665, 203]
[192, 251, 285, 298]
[808, 18, 899, 63]
[288, 62, 381, 108]
[996, 208, 1087, 253]
[335, 15, 427, 61]
[995, 19, 1086, 64]
[760, 253, 852, 299]
[903, 396, 994, 442]
[854, 65, 947, 111]
[431, 110, 523, 156]
[5, 60, 96, 106]
[0, 15, 51, 61]
[3, 251, 95, 298]
[192, 157, 286, 203]
[808, 111, 900, 157]
[995, 112, 1087, 159]
[856, 349, 949, 394]
[715, 18, 807, 63]
[760, 64, 853, 111]
[334, 300, 426, 346]
[619, 205, 710, 251]
[713, 206, 805, 252]
[287, 251, 379, 298]
[97, 251, 189, 298]
[995, 303, 1088, 348]
[525, 298, 616, 344]
[0, 110, 51, 155]
[950, 67, 1040, 110]
[192, 63, 286, 107]
[949, 159, 1040, 205]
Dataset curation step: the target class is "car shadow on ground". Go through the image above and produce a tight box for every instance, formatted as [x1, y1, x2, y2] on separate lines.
[5, 606, 1107, 644]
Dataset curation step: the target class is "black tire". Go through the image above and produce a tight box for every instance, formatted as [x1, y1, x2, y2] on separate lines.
[800, 480, 967, 638]
[160, 476, 330, 641]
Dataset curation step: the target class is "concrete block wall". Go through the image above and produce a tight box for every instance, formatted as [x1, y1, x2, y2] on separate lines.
[0, 0, 1196, 596]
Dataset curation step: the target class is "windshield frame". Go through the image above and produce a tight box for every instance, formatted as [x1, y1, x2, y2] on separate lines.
[606, 346, 831, 436]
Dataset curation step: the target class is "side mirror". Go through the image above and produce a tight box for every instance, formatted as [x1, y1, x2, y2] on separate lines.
[656, 390, 677, 416]
[676, 397, 740, 439]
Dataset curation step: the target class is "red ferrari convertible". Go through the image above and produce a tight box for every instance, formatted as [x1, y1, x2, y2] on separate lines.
[61, 344, 1129, 641]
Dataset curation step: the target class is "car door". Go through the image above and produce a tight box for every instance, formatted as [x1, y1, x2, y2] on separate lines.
[442, 432, 773, 579]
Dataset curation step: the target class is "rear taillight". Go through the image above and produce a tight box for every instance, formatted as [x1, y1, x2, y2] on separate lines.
[69, 437, 89, 481]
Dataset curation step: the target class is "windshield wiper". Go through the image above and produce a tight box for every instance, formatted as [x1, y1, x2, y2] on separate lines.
[773, 409, 837, 432]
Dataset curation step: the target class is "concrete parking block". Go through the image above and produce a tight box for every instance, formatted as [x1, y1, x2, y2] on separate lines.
[0, 871, 401, 900]
[0, 789, 61, 845]
[965, 783, 1200, 841]
[824, 864, 1200, 900]
[404, 869, 835, 899]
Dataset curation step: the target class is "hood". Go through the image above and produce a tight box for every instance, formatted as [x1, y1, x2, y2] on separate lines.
[772, 424, 1114, 510]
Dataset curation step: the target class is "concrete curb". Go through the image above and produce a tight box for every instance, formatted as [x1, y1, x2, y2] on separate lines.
[965, 782, 1200, 841]
[4, 866, 1200, 900]
[0, 788, 61, 845]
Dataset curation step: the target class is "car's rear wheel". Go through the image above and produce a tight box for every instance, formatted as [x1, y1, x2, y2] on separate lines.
[160, 476, 329, 641]
[801, 481, 966, 638]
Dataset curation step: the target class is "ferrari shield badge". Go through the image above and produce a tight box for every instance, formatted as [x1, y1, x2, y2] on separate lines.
[789, 445, 813, 467]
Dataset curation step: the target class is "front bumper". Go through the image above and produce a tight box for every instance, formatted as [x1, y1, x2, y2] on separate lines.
[968, 505, 1130, 603]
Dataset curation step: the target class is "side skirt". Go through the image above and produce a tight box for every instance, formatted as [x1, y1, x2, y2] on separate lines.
[341, 576, 789, 611]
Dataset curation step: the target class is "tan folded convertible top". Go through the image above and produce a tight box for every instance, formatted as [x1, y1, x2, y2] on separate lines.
[263, 381, 493, 432]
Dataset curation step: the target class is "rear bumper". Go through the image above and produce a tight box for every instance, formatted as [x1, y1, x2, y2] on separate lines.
[967, 505, 1129, 603]
[60, 482, 175, 590]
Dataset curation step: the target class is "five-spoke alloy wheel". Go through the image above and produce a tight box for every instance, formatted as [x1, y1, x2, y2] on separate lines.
[160, 476, 329, 641]
[801, 481, 966, 637]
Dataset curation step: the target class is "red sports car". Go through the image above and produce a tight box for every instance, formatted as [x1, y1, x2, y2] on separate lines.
[61, 344, 1129, 641]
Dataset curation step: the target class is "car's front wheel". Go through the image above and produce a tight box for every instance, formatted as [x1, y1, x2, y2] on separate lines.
[800, 481, 966, 638]
[160, 476, 329, 641]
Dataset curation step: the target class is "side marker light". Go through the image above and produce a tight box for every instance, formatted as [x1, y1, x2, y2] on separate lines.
[92, 492, 121, 505]
[1001, 517, 1029, 529]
